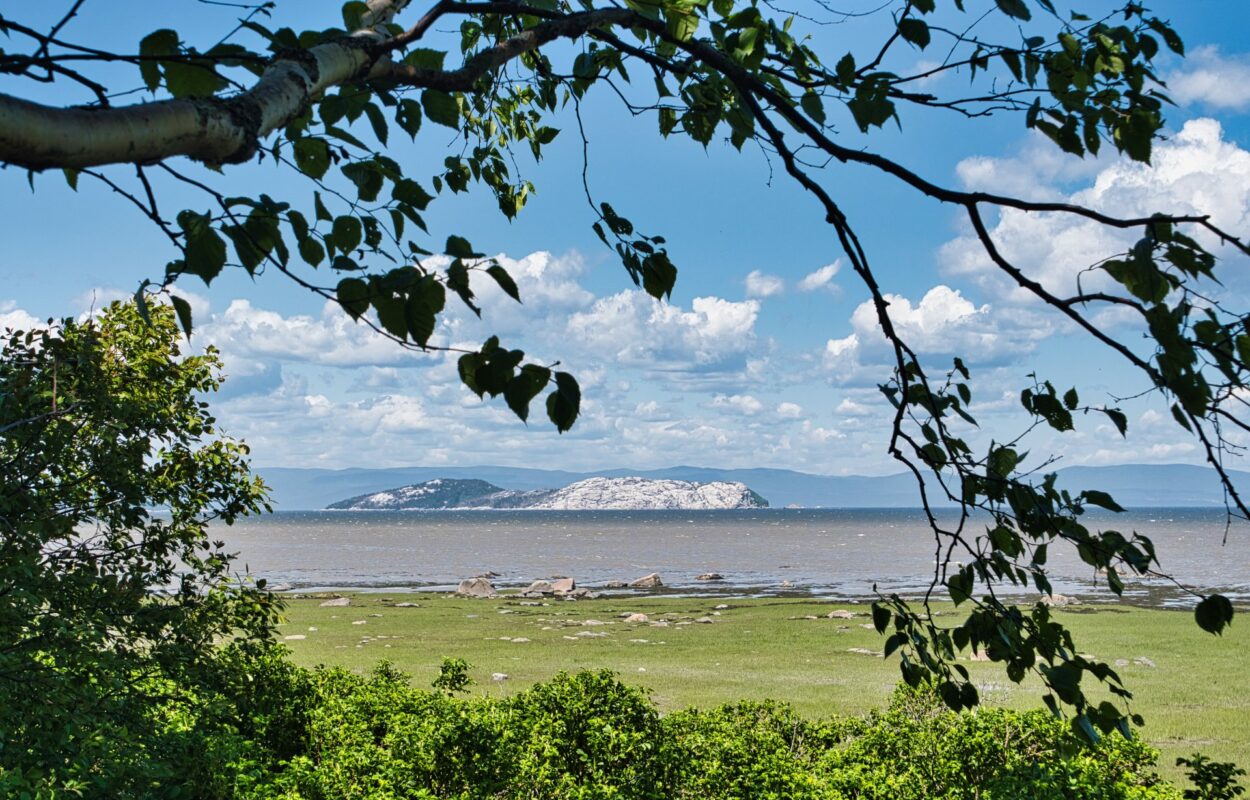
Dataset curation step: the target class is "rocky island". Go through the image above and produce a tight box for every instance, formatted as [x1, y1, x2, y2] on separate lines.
[326, 476, 768, 510]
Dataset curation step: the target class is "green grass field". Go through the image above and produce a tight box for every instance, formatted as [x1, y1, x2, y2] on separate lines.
[276, 593, 1249, 782]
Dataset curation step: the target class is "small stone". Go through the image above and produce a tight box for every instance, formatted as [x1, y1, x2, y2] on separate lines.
[308, 626, 318, 632]
[603, 580, 628, 589]
[695, 572, 724, 582]
[638, 667, 647, 672]
[848, 647, 884, 658]
[827, 610, 857, 619]
[352, 620, 367, 625]
[498, 609, 514, 614]
[629, 572, 663, 589]
[492, 672, 509, 681]
[283, 635, 306, 641]
[629, 639, 649, 643]
[969, 650, 990, 662]
[319, 597, 350, 607]
[369, 613, 383, 617]
[714, 604, 730, 610]
[859, 623, 876, 630]
[575, 631, 609, 638]
[1115, 659, 1129, 667]
[520, 601, 543, 606]
[582, 619, 609, 626]
[394, 602, 419, 607]
[1133, 656, 1157, 668]
[511, 637, 531, 643]
[694, 617, 713, 624]
[711, 611, 721, 616]
[780, 580, 795, 589]
[624, 613, 650, 623]
[650, 620, 669, 627]
[1041, 593, 1081, 607]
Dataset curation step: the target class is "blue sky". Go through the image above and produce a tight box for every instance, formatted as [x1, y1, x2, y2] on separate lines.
[3, 1, 1250, 475]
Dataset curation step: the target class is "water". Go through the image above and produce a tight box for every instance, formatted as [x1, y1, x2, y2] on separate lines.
[214, 508, 1250, 607]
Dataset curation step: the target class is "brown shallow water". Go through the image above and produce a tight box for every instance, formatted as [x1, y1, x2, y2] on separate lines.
[211, 508, 1250, 607]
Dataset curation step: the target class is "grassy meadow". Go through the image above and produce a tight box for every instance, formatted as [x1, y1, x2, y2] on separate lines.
[276, 593, 1249, 782]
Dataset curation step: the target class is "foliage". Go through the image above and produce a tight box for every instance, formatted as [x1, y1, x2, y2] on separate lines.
[0, 302, 278, 797]
[1178, 754, 1247, 800]
[2, 0, 1250, 736]
[213, 665, 1185, 799]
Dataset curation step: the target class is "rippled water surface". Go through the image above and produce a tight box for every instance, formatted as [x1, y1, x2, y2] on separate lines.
[214, 508, 1250, 606]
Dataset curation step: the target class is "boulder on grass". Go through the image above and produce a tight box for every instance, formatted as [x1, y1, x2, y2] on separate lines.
[523, 580, 555, 596]
[456, 577, 498, 598]
[629, 572, 663, 589]
[319, 597, 351, 607]
[550, 577, 576, 594]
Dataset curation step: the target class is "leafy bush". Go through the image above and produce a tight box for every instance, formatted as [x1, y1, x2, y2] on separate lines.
[223, 666, 1185, 800]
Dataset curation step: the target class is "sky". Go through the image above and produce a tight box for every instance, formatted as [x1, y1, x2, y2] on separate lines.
[3, 1, 1250, 476]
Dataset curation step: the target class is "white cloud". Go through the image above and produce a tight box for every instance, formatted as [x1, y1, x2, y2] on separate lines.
[1167, 47, 1250, 111]
[744, 270, 785, 298]
[798, 262, 841, 293]
[566, 292, 760, 371]
[777, 401, 803, 419]
[836, 398, 872, 416]
[823, 284, 1032, 375]
[942, 119, 1250, 302]
[712, 393, 764, 415]
[0, 300, 41, 332]
[202, 298, 439, 369]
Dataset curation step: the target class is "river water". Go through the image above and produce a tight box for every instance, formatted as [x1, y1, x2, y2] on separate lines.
[213, 508, 1250, 607]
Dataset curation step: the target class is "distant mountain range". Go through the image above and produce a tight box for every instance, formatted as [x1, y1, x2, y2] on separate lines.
[328, 477, 769, 511]
[256, 463, 1250, 511]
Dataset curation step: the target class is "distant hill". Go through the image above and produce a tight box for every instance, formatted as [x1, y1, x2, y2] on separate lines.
[256, 463, 1250, 511]
[327, 477, 769, 511]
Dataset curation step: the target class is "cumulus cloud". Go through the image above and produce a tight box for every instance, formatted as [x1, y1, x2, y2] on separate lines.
[1167, 47, 1250, 111]
[712, 393, 765, 415]
[798, 262, 840, 293]
[822, 285, 1038, 381]
[0, 300, 41, 332]
[744, 270, 785, 298]
[942, 119, 1250, 301]
[566, 291, 760, 372]
[777, 401, 803, 419]
[202, 298, 439, 370]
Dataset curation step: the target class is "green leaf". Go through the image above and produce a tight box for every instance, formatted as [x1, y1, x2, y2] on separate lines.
[176, 210, 227, 284]
[800, 92, 826, 125]
[994, 0, 1031, 20]
[504, 364, 551, 422]
[163, 61, 226, 98]
[897, 18, 931, 49]
[422, 90, 461, 129]
[871, 603, 890, 634]
[1195, 594, 1234, 635]
[1081, 490, 1124, 513]
[336, 278, 370, 319]
[546, 371, 581, 433]
[138, 29, 179, 91]
[486, 265, 521, 302]
[169, 295, 193, 337]
[395, 99, 423, 139]
[363, 103, 389, 145]
[1102, 408, 1128, 437]
[331, 216, 362, 253]
[445, 235, 484, 259]
[293, 138, 331, 180]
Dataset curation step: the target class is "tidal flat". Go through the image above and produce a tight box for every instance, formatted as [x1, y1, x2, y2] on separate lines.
[276, 593, 1250, 782]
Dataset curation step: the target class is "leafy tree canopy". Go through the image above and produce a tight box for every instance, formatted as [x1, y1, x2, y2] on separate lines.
[1, 0, 1249, 739]
[0, 302, 276, 791]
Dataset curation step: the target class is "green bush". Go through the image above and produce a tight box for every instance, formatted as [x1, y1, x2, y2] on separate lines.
[224, 665, 1185, 800]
